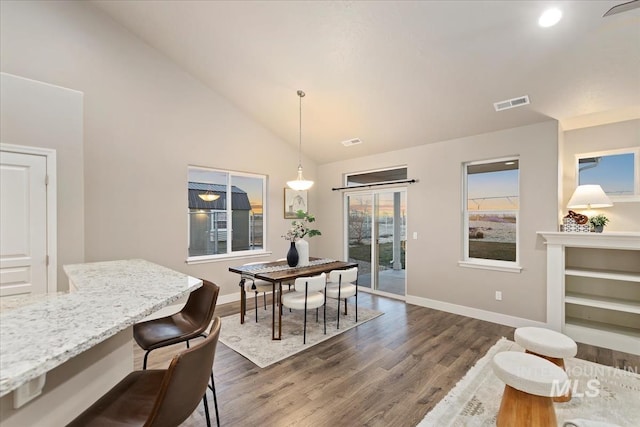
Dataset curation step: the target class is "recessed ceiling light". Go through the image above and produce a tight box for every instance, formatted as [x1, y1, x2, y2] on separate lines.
[505, 161, 515, 165]
[539, 8, 562, 27]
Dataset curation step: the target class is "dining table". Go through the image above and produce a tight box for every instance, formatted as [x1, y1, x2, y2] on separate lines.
[229, 258, 358, 340]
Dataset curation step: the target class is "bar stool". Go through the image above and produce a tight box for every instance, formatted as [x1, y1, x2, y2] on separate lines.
[68, 317, 221, 427]
[514, 326, 577, 402]
[133, 279, 220, 426]
[492, 351, 568, 427]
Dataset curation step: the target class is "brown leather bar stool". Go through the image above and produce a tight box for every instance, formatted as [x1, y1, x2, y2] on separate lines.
[67, 317, 222, 427]
[133, 279, 220, 426]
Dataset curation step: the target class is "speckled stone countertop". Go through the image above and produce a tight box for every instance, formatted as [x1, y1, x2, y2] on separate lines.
[0, 259, 201, 397]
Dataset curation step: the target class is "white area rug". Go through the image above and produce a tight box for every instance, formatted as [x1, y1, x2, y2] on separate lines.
[219, 302, 382, 368]
[419, 338, 640, 427]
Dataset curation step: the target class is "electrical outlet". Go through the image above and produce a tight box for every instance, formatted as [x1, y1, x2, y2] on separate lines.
[495, 291, 502, 301]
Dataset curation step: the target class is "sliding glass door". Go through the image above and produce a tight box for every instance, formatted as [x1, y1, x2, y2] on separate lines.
[345, 189, 406, 298]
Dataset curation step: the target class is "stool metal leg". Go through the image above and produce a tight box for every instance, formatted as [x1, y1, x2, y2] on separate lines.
[202, 393, 212, 427]
[208, 372, 220, 426]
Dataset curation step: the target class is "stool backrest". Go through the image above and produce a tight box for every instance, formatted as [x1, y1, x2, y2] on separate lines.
[294, 272, 326, 293]
[329, 267, 358, 284]
[181, 280, 219, 332]
[147, 317, 222, 427]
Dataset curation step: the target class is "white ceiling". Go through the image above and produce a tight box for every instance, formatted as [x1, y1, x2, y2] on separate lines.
[91, 0, 640, 165]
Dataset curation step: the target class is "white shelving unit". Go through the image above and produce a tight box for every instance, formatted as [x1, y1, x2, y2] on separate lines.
[538, 231, 640, 355]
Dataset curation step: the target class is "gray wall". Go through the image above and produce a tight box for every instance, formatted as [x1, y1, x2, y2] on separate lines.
[1, 73, 85, 289]
[562, 119, 640, 232]
[315, 121, 559, 323]
[0, 0, 314, 297]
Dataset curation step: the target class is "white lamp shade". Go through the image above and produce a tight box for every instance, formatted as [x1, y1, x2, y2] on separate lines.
[287, 166, 314, 191]
[567, 184, 613, 209]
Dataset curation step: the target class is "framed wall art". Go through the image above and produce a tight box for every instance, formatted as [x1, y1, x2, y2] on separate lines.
[284, 188, 308, 218]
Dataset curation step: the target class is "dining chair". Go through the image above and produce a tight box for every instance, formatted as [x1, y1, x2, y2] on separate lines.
[280, 272, 326, 344]
[325, 267, 358, 329]
[242, 261, 273, 322]
[133, 279, 220, 426]
[67, 317, 222, 427]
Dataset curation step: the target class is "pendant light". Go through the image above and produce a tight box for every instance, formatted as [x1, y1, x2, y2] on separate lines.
[287, 90, 314, 191]
[198, 191, 220, 202]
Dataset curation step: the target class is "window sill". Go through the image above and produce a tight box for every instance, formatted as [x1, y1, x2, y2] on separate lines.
[458, 260, 522, 273]
[186, 250, 272, 265]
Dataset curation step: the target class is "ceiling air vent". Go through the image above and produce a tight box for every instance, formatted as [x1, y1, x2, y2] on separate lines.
[493, 95, 530, 112]
[341, 138, 363, 147]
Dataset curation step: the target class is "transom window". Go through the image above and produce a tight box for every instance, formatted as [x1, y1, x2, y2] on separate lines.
[462, 158, 519, 269]
[577, 147, 639, 201]
[187, 166, 266, 261]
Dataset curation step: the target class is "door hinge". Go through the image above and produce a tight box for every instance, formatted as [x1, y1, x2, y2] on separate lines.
[46, 255, 49, 266]
[45, 175, 49, 186]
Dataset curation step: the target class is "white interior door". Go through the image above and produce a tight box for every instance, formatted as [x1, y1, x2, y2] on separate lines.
[0, 151, 48, 296]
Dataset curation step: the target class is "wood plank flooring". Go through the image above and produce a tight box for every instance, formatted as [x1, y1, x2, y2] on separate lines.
[135, 293, 640, 427]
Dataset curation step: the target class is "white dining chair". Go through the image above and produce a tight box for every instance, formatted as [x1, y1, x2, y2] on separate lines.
[280, 272, 326, 344]
[325, 267, 358, 329]
[242, 261, 273, 323]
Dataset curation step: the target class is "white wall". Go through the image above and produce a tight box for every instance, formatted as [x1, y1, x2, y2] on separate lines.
[316, 121, 559, 323]
[0, 0, 315, 296]
[0, 73, 84, 289]
[562, 119, 640, 232]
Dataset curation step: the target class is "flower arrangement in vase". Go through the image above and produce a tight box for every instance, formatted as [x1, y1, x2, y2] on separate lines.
[282, 210, 321, 267]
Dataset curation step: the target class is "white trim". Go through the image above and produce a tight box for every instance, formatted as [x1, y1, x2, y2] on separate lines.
[462, 156, 520, 266]
[458, 260, 522, 273]
[187, 165, 268, 259]
[575, 146, 640, 199]
[406, 295, 547, 329]
[186, 250, 272, 265]
[0, 143, 57, 294]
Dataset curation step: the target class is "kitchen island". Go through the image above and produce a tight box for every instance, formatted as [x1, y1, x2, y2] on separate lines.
[0, 259, 201, 426]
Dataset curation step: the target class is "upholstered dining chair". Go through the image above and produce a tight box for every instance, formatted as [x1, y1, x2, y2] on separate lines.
[133, 279, 220, 426]
[325, 267, 358, 329]
[280, 272, 326, 344]
[242, 261, 273, 322]
[67, 317, 222, 427]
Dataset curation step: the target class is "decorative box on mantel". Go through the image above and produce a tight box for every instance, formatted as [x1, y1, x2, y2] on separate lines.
[562, 211, 590, 232]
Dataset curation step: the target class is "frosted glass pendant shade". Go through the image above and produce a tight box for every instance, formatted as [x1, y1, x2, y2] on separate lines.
[287, 166, 314, 191]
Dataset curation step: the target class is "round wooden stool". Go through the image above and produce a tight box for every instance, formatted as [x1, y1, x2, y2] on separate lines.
[514, 326, 577, 402]
[492, 351, 568, 427]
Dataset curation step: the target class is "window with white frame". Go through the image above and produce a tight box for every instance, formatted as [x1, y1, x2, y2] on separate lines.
[577, 147, 639, 201]
[187, 166, 266, 261]
[463, 158, 519, 265]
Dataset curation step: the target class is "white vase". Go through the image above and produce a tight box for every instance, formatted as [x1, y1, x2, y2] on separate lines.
[295, 238, 310, 267]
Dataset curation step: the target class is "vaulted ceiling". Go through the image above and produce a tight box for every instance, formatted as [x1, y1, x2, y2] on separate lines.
[92, 1, 640, 164]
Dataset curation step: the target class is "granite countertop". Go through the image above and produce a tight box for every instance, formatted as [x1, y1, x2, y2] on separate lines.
[0, 259, 201, 397]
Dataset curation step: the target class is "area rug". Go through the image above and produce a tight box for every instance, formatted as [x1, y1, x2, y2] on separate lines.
[219, 303, 383, 368]
[418, 338, 640, 427]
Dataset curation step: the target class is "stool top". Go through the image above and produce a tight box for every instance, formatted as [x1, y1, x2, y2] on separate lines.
[514, 327, 577, 358]
[492, 351, 568, 397]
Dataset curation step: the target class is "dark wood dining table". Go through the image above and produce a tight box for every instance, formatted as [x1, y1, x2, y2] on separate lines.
[229, 258, 358, 340]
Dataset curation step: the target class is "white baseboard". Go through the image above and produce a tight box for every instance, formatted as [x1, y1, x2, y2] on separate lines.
[217, 291, 241, 306]
[405, 295, 548, 329]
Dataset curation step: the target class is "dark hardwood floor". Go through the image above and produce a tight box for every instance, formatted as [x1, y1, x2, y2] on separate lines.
[134, 293, 640, 427]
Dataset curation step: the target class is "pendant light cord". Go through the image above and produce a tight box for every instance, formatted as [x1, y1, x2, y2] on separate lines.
[297, 90, 305, 169]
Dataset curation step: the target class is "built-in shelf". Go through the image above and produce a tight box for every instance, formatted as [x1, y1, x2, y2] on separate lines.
[565, 267, 640, 283]
[565, 318, 640, 355]
[565, 292, 640, 314]
[538, 231, 640, 356]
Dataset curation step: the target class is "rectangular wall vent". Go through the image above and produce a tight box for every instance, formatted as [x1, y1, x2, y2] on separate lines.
[341, 138, 363, 147]
[493, 95, 530, 112]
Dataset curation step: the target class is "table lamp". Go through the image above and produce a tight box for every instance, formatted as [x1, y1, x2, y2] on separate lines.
[567, 184, 613, 209]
